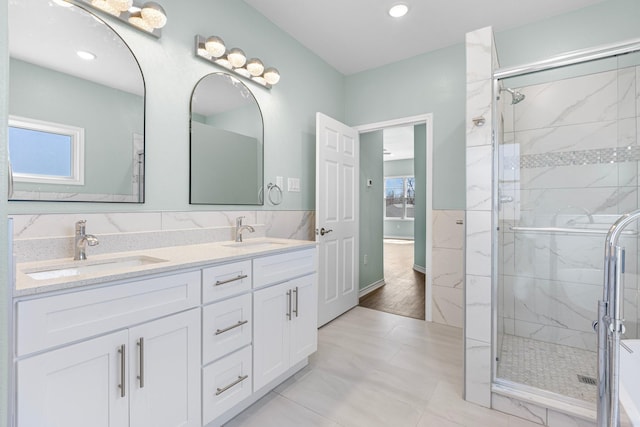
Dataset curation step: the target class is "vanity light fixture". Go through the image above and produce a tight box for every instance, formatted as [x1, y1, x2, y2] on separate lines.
[195, 35, 281, 89]
[58, 0, 167, 37]
[388, 3, 409, 18]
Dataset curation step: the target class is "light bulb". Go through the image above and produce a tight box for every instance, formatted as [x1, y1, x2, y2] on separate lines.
[246, 58, 264, 77]
[205, 36, 226, 58]
[91, 0, 120, 16]
[215, 57, 233, 70]
[107, 0, 132, 12]
[128, 11, 154, 32]
[252, 76, 267, 86]
[263, 67, 280, 85]
[227, 48, 246, 68]
[141, 2, 167, 29]
[234, 67, 251, 78]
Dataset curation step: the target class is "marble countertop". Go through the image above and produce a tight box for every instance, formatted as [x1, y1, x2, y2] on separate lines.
[15, 237, 317, 297]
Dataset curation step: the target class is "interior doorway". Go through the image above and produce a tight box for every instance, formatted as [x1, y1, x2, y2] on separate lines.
[354, 114, 433, 321]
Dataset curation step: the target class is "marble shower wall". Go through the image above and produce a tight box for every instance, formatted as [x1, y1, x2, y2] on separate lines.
[498, 64, 640, 352]
[10, 210, 315, 263]
[465, 26, 496, 408]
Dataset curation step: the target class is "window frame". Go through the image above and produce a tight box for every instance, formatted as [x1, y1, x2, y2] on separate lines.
[384, 175, 415, 220]
[8, 115, 85, 186]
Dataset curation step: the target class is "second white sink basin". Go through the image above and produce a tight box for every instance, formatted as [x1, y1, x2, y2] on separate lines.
[25, 255, 168, 281]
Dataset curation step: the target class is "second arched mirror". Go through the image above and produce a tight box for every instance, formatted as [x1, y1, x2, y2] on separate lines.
[190, 73, 264, 205]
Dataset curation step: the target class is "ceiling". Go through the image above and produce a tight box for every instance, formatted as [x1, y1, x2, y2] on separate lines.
[383, 126, 413, 161]
[244, 0, 607, 75]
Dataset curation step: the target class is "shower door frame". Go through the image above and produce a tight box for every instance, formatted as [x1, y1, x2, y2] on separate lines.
[490, 36, 640, 407]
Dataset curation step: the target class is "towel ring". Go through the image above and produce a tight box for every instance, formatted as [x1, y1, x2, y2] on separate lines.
[266, 183, 283, 205]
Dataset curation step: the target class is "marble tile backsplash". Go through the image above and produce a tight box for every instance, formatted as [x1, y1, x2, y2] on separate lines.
[11, 210, 315, 263]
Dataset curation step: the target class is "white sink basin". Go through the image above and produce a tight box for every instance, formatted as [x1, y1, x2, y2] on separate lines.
[25, 256, 168, 281]
[223, 240, 285, 249]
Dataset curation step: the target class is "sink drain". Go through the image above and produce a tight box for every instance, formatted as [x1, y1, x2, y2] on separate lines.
[577, 374, 597, 386]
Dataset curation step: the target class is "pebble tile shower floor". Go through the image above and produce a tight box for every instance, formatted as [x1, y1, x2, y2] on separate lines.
[498, 334, 597, 403]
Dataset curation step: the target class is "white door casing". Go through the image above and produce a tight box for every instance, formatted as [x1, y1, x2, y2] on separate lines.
[316, 113, 359, 326]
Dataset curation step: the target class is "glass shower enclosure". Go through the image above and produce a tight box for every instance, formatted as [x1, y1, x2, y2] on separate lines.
[494, 48, 640, 409]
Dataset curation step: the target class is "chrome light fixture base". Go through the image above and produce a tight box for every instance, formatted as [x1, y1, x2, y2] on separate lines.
[194, 35, 280, 90]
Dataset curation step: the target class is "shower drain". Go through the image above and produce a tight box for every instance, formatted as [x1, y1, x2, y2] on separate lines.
[577, 375, 597, 386]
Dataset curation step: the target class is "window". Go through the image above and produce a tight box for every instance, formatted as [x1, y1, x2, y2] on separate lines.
[384, 176, 415, 219]
[8, 116, 84, 185]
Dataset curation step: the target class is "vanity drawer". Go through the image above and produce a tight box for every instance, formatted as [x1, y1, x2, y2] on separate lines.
[202, 293, 252, 364]
[16, 271, 200, 357]
[253, 248, 316, 288]
[202, 260, 252, 303]
[202, 345, 252, 425]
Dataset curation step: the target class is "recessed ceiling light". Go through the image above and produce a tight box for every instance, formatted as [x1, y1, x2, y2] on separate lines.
[388, 3, 409, 18]
[77, 50, 97, 61]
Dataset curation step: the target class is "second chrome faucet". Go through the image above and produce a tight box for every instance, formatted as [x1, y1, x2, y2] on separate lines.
[235, 216, 255, 242]
[74, 220, 99, 260]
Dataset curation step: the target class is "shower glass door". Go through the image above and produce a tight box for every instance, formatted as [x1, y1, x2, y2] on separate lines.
[495, 51, 640, 406]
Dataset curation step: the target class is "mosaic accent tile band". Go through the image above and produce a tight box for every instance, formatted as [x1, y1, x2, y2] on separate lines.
[502, 145, 640, 170]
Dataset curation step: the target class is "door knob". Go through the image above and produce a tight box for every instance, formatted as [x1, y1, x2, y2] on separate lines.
[320, 227, 333, 236]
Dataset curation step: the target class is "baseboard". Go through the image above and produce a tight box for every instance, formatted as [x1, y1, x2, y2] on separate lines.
[413, 264, 426, 274]
[383, 235, 414, 240]
[359, 279, 385, 297]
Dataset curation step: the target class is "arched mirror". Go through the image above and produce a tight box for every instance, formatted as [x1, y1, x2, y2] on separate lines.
[8, 0, 145, 203]
[190, 73, 264, 205]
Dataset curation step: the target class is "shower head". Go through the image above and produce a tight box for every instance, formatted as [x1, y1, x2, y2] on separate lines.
[500, 87, 526, 104]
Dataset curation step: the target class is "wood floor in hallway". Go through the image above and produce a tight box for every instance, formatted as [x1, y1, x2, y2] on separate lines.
[359, 239, 426, 320]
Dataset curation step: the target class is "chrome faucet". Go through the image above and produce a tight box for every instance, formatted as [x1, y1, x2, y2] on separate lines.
[74, 220, 99, 260]
[235, 216, 255, 242]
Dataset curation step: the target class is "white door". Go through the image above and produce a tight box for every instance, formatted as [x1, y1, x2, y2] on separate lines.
[316, 113, 359, 326]
[129, 308, 201, 427]
[16, 330, 129, 427]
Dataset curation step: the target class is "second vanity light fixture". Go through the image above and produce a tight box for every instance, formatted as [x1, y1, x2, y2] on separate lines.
[195, 35, 281, 89]
[59, 0, 168, 37]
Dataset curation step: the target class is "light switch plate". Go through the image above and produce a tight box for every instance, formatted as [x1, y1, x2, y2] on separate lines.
[287, 177, 300, 192]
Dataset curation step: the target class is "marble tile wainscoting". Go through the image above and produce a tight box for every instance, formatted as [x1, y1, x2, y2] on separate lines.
[431, 210, 465, 328]
[10, 210, 315, 263]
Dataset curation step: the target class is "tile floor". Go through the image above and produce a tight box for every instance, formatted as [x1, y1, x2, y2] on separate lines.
[498, 334, 598, 403]
[224, 307, 543, 427]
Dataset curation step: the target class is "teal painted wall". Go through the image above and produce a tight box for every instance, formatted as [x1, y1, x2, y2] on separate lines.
[359, 130, 384, 290]
[383, 158, 414, 239]
[7, 0, 345, 214]
[413, 124, 426, 269]
[345, 45, 466, 210]
[345, 0, 640, 211]
[0, 0, 8, 422]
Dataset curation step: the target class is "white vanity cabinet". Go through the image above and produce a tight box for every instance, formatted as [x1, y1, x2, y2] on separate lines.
[14, 271, 202, 427]
[13, 243, 317, 427]
[252, 250, 318, 392]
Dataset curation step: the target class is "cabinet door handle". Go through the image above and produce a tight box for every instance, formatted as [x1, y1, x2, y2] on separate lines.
[137, 337, 145, 388]
[215, 320, 248, 335]
[286, 290, 292, 320]
[293, 287, 299, 317]
[118, 344, 126, 398]
[215, 375, 249, 396]
[215, 274, 248, 286]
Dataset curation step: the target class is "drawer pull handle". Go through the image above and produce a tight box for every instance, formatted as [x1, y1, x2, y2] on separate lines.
[137, 337, 145, 388]
[216, 374, 249, 396]
[215, 274, 248, 286]
[118, 344, 126, 398]
[215, 320, 248, 335]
